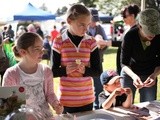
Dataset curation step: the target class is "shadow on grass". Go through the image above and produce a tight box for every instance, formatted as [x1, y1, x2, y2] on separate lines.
[104, 47, 118, 55]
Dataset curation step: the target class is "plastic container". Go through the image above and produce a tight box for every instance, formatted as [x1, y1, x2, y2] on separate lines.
[4, 104, 44, 120]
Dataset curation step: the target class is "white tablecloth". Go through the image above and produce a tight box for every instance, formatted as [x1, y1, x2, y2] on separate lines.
[55, 100, 160, 120]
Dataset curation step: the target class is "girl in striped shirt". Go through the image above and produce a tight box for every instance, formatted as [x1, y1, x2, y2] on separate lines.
[52, 4, 102, 113]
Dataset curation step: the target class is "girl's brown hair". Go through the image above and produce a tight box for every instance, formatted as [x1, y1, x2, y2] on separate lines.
[67, 4, 91, 20]
[13, 32, 42, 57]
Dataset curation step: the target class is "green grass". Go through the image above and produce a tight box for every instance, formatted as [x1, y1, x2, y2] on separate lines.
[103, 47, 160, 103]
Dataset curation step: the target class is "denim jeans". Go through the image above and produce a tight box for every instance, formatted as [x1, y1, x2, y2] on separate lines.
[120, 70, 157, 103]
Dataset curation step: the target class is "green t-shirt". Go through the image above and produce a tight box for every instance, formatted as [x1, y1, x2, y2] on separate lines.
[3, 43, 17, 67]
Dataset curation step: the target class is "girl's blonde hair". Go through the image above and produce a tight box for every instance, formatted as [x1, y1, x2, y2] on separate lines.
[67, 4, 91, 20]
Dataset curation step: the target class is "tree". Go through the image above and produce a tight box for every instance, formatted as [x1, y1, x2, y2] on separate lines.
[96, 0, 141, 15]
[56, 6, 68, 16]
[146, 0, 160, 11]
[55, 0, 160, 17]
[39, 3, 48, 11]
[78, 0, 98, 7]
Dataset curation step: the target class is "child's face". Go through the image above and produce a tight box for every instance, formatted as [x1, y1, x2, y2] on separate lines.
[25, 38, 44, 63]
[68, 15, 91, 36]
[104, 79, 121, 93]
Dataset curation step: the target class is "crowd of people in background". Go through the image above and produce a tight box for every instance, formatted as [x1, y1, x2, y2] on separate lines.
[1, 3, 160, 119]
[0, 22, 64, 85]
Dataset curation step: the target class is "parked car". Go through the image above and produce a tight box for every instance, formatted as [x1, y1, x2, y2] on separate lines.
[112, 16, 125, 41]
[101, 23, 113, 40]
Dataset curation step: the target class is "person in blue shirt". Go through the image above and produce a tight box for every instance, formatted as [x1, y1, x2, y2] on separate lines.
[87, 8, 108, 109]
[42, 33, 51, 65]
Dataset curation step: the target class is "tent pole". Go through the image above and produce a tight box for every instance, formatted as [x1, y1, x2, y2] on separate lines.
[141, 0, 145, 10]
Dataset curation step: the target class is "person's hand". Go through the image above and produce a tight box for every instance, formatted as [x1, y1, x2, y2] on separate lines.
[77, 62, 85, 74]
[66, 62, 78, 74]
[105, 41, 112, 46]
[95, 34, 107, 49]
[96, 40, 107, 49]
[54, 101, 64, 115]
[123, 88, 132, 95]
[132, 74, 144, 89]
[95, 34, 103, 41]
[113, 88, 124, 96]
[66, 60, 85, 76]
[3, 37, 10, 44]
[143, 74, 156, 87]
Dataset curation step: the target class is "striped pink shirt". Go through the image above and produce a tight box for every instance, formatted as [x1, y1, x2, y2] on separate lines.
[52, 32, 97, 107]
